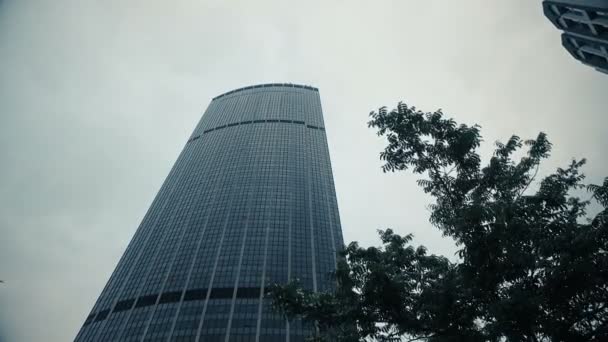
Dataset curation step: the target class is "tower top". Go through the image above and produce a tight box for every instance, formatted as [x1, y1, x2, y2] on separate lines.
[213, 83, 318, 101]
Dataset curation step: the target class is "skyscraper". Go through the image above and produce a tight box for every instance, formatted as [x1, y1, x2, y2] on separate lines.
[543, 0, 608, 74]
[75, 83, 344, 342]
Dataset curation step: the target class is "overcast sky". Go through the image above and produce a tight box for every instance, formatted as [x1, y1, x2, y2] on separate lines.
[0, 1, 606, 341]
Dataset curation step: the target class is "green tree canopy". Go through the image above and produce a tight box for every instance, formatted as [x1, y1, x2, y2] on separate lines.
[269, 103, 608, 342]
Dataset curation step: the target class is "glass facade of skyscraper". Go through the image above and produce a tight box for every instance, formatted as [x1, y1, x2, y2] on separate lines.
[74, 83, 344, 342]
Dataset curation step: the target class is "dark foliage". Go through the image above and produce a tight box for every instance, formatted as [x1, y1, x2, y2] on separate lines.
[268, 103, 608, 342]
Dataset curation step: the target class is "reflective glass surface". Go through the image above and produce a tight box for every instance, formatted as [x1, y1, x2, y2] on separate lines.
[75, 84, 344, 342]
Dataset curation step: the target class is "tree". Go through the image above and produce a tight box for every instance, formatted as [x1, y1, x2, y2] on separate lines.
[268, 103, 608, 342]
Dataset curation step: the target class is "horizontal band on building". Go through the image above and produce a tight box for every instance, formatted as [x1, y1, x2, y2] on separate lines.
[83, 287, 264, 326]
[186, 119, 325, 143]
